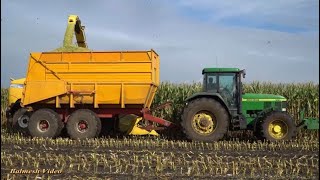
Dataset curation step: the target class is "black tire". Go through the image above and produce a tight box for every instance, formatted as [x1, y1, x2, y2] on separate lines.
[12, 108, 31, 135]
[260, 111, 296, 141]
[66, 109, 101, 139]
[28, 109, 64, 138]
[60, 127, 69, 138]
[181, 98, 229, 142]
[7, 117, 13, 131]
[253, 117, 264, 140]
[100, 117, 116, 137]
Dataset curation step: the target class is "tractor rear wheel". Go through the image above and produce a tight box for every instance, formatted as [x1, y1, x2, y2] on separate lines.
[181, 98, 229, 142]
[28, 108, 64, 138]
[260, 111, 296, 141]
[66, 109, 101, 139]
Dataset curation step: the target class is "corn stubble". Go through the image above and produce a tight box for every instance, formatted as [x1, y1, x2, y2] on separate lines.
[1, 82, 319, 179]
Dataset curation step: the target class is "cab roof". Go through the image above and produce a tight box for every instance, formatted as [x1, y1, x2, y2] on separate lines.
[202, 68, 240, 74]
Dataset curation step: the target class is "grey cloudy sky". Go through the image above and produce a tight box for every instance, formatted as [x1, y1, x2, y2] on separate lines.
[1, 0, 319, 87]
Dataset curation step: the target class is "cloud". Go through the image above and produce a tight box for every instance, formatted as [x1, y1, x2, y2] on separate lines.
[176, 0, 319, 31]
[1, 0, 318, 87]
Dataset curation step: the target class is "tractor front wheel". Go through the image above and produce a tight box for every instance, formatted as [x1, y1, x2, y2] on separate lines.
[260, 111, 296, 141]
[181, 98, 229, 142]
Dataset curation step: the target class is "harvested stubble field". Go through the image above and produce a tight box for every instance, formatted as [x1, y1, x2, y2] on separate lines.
[1, 82, 319, 179]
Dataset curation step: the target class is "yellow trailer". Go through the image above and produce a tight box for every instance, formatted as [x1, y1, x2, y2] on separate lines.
[22, 50, 160, 109]
[16, 50, 174, 139]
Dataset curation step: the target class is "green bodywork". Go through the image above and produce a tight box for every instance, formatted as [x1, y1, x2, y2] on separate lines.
[202, 68, 241, 73]
[241, 93, 287, 128]
[297, 111, 319, 130]
[302, 118, 319, 129]
[187, 67, 319, 131]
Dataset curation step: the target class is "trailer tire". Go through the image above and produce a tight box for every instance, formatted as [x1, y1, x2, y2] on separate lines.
[260, 111, 296, 141]
[66, 109, 101, 139]
[11, 108, 31, 135]
[28, 109, 63, 138]
[181, 98, 229, 142]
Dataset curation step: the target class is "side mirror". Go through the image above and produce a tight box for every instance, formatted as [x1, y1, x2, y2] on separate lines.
[242, 69, 246, 78]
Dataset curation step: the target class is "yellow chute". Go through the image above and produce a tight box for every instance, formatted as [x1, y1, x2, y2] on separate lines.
[118, 114, 159, 136]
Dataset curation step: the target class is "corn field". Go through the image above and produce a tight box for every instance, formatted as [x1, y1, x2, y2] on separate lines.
[152, 81, 319, 124]
[1, 82, 319, 179]
[1, 81, 319, 125]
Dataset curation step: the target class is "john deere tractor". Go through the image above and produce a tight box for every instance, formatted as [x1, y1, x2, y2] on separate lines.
[181, 68, 316, 142]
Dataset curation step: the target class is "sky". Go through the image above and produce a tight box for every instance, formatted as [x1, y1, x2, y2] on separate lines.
[1, 0, 319, 87]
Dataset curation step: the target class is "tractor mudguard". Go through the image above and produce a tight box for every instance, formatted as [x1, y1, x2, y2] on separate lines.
[252, 108, 275, 132]
[185, 92, 231, 116]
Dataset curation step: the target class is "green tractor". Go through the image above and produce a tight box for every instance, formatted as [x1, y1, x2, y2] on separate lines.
[181, 68, 319, 142]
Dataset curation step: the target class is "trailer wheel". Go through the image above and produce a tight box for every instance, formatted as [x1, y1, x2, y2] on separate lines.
[66, 109, 101, 139]
[181, 98, 229, 142]
[260, 111, 296, 141]
[28, 109, 64, 138]
[11, 108, 31, 135]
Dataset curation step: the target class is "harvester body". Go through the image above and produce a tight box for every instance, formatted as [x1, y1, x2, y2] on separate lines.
[8, 78, 25, 106]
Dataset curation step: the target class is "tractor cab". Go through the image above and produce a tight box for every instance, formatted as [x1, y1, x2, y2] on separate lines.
[202, 68, 245, 115]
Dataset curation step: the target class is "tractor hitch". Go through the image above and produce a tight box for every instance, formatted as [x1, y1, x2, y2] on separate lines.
[141, 101, 178, 129]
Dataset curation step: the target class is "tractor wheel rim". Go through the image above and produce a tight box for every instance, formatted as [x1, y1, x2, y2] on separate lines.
[38, 120, 50, 132]
[77, 120, 88, 133]
[192, 111, 216, 135]
[18, 115, 29, 128]
[268, 119, 288, 140]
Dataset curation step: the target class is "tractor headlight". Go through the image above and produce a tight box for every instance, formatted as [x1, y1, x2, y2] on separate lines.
[282, 108, 287, 111]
